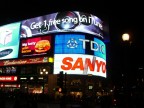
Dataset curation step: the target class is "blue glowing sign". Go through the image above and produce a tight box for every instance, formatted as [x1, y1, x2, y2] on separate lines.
[55, 34, 85, 54]
[94, 38, 106, 60]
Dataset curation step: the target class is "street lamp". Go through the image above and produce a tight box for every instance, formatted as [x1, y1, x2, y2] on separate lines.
[39, 67, 49, 94]
[122, 33, 130, 41]
[121, 32, 133, 95]
[122, 33, 132, 46]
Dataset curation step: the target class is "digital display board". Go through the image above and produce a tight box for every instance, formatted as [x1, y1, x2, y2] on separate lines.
[0, 11, 108, 78]
[0, 84, 20, 88]
[20, 11, 106, 40]
[0, 22, 21, 60]
[20, 35, 51, 57]
[0, 76, 18, 82]
[54, 54, 106, 77]
[54, 34, 106, 60]
[94, 38, 106, 60]
[55, 34, 85, 54]
[0, 57, 49, 66]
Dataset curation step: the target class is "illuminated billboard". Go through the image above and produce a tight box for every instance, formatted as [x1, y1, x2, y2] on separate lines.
[54, 34, 106, 60]
[54, 54, 106, 77]
[20, 11, 106, 40]
[0, 76, 18, 82]
[20, 35, 51, 57]
[54, 34, 106, 77]
[0, 11, 108, 78]
[0, 22, 21, 60]
[94, 38, 106, 60]
[0, 84, 20, 88]
[0, 57, 49, 66]
[55, 34, 85, 54]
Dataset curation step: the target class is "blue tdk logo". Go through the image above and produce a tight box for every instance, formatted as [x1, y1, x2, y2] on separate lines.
[55, 34, 85, 54]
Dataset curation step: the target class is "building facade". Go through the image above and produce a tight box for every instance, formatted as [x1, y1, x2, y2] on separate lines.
[0, 11, 110, 100]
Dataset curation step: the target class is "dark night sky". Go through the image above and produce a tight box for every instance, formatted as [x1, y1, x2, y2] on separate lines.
[0, 1, 143, 82]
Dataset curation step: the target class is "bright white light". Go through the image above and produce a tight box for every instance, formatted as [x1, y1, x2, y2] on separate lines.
[63, 24, 70, 29]
[110, 89, 113, 92]
[30, 77, 34, 80]
[43, 69, 46, 72]
[38, 77, 43, 80]
[20, 77, 27, 80]
[122, 33, 130, 41]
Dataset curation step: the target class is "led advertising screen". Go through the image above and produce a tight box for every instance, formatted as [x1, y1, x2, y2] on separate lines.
[20, 35, 51, 57]
[54, 34, 106, 60]
[0, 57, 49, 66]
[0, 22, 21, 60]
[94, 38, 106, 60]
[55, 34, 85, 54]
[54, 54, 106, 77]
[0, 84, 20, 88]
[0, 76, 18, 82]
[20, 11, 106, 40]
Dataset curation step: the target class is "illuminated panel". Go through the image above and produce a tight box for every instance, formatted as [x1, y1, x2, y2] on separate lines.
[94, 38, 106, 60]
[0, 76, 18, 82]
[0, 57, 49, 66]
[55, 34, 85, 54]
[0, 22, 21, 60]
[54, 54, 106, 78]
[20, 35, 51, 57]
[0, 84, 20, 88]
[20, 11, 105, 40]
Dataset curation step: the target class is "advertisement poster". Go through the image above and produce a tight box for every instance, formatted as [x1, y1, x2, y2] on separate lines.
[54, 54, 106, 77]
[94, 37, 106, 60]
[20, 11, 105, 40]
[20, 35, 51, 57]
[0, 76, 18, 82]
[54, 34, 106, 60]
[0, 57, 49, 66]
[55, 34, 85, 54]
[0, 22, 21, 60]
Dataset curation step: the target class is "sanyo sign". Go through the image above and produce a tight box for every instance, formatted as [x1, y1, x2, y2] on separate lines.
[54, 54, 106, 78]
